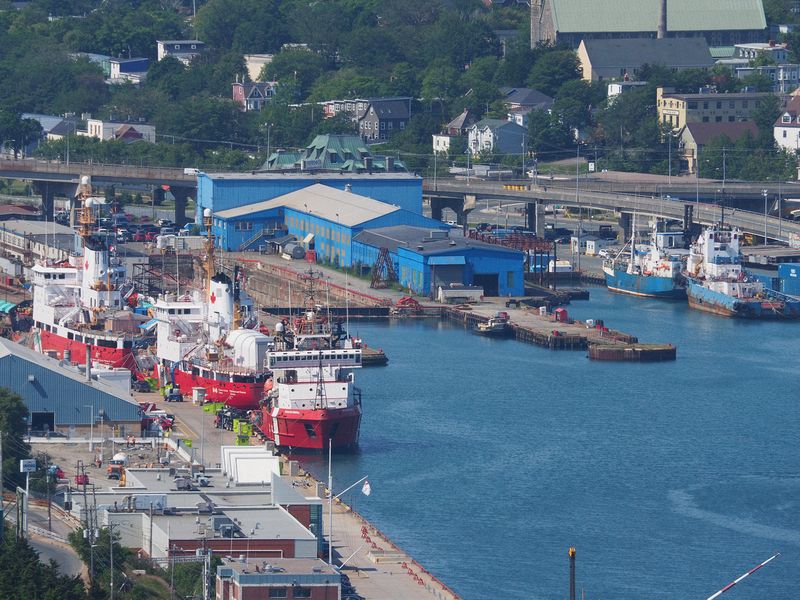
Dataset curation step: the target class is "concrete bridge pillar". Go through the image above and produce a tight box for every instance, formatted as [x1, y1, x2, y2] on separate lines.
[172, 186, 193, 227]
[618, 212, 632, 244]
[526, 201, 544, 237]
[32, 181, 57, 222]
[430, 197, 445, 222]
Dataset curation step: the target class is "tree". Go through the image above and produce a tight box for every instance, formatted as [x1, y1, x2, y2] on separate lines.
[738, 72, 775, 93]
[0, 535, 86, 599]
[552, 79, 604, 132]
[263, 49, 329, 100]
[0, 112, 42, 158]
[195, 0, 287, 53]
[526, 50, 580, 97]
[528, 109, 572, 157]
[0, 388, 30, 490]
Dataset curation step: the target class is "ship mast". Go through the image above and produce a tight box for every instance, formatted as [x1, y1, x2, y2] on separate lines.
[202, 208, 214, 301]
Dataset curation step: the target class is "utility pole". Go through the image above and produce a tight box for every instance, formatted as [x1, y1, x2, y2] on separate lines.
[327, 438, 333, 566]
[0, 432, 3, 541]
[110, 523, 116, 600]
[575, 143, 581, 273]
[46, 452, 51, 531]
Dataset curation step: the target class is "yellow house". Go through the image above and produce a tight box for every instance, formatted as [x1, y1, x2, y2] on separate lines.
[656, 87, 774, 130]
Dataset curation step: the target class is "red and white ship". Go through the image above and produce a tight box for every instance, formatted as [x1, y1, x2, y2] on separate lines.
[253, 270, 362, 451]
[30, 177, 148, 371]
[153, 209, 272, 409]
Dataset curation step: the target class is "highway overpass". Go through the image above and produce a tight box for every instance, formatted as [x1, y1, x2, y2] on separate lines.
[423, 179, 800, 245]
[0, 158, 197, 224]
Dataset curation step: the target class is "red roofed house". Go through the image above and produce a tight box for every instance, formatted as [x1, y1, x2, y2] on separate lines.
[679, 121, 758, 173]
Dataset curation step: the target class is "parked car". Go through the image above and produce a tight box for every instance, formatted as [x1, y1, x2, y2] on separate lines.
[116, 230, 131, 243]
[131, 379, 151, 393]
[160, 227, 175, 236]
[144, 231, 157, 242]
[133, 230, 147, 242]
[598, 249, 611, 259]
[157, 218, 174, 228]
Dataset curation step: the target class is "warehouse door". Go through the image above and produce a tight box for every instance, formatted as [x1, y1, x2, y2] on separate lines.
[31, 411, 55, 434]
[431, 265, 464, 290]
[473, 273, 499, 296]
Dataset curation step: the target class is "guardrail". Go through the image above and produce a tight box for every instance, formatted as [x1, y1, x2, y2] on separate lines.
[0, 157, 196, 184]
[425, 180, 800, 243]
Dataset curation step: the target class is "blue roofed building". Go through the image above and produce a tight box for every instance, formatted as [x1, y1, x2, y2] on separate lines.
[353, 225, 525, 297]
[196, 171, 422, 225]
[213, 184, 445, 262]
[0, 337, 142, 433]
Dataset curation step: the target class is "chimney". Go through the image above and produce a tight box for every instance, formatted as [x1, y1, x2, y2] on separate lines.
[657, 0, 667, 39]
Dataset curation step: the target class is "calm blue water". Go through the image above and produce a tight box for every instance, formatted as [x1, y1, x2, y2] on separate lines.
[298, 288, 800, 599]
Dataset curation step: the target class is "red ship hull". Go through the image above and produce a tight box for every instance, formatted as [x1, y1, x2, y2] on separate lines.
[171, 367, 268, 410]
[256, 405, 361, 451]
[39, 329, 135, 370]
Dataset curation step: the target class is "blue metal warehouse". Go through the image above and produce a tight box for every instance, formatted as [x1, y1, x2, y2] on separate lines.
[213, 184, 446, 261]
[196, 171, 423, 225]
[0, 338, 142, 432]
[353, 226, 525, 297]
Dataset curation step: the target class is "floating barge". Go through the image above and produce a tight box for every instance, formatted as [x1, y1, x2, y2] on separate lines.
[588, 343, 677, 362]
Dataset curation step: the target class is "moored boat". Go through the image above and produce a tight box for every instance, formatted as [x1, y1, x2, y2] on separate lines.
[684, 223, 800, 319]
[153, 209, 273, 409]
[30, 177, 152, 371]
[253, 268, 362, 451]
[603, 218, 686, 299]
[474, 311, 513, 337]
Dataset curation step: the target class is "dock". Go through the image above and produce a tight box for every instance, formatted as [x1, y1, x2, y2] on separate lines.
[446, 305, 676, 361]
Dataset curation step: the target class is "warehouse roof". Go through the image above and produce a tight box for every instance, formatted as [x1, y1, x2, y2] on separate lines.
[355, 226, 525, 257]
[550, 0, 766, 33]
[215, 183, 401, 226]
[0, 337, 142, 423]
[152, 506, 314, 541]
[1, 219, 76, 237]
[580, 37, 714, 69]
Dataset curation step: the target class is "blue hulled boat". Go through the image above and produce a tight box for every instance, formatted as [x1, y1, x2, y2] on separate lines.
[602, 220, 686, 299]
[684, 223, 800, 319]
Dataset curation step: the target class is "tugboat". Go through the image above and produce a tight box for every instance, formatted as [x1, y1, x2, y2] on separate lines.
[253, 268, 362, 451]
[153, 208, 273, 409]
[603, 217, 686, 299]
[30, 176, 151, 371]
[684, 223, 800, 318]
[474, 311, 513, 337]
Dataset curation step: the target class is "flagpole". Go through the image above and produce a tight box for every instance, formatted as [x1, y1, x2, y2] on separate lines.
[334, 475, 368, 499]
[327, 438, 333, 566]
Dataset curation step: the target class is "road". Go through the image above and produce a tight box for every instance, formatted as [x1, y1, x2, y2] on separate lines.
[426, 180, 800, 243]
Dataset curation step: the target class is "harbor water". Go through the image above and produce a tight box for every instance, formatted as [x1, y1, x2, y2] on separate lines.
[298, 287, 800, 599]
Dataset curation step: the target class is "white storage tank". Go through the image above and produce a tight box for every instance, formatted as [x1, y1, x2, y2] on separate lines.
[228, 329, 271, 370]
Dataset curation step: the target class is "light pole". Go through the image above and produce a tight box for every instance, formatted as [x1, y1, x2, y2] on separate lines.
[266, 122, 273, 162]
[763, 189, 768, 244]
[84, 404, 94, 452]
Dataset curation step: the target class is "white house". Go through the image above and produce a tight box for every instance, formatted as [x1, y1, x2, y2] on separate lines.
[774, 94, 800, 152]
[81, 119, 156, 143]
[156, 40, 205, 64]
[467, 119, 526, 157]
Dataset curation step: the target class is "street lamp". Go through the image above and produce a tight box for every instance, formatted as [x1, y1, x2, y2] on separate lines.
[84, 404, 94, 452]
[762, 189, 769, 244]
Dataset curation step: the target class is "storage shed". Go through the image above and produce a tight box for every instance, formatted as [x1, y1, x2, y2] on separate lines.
[353, 225, 524, 297]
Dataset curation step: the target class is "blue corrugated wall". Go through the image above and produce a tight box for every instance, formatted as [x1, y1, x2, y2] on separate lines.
[197, 174, 423, 222]
[0, 355, 142, 425]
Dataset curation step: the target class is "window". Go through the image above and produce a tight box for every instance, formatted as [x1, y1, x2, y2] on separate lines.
[293, 588, 312, 598]
[729, 101, 735, 108]
[687, 102, 698, 109]
[716, 101, 722, 109]
[784, 130, 788, 138]
[715, 116, 722, 122]
[400, 122, 405, 129]
[380, 121, 385, 130]
[703, 102, 709, 109]
[268, 588, 287, 598]
[190, 44, 196, 49]
[728, 116, 735, 122]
